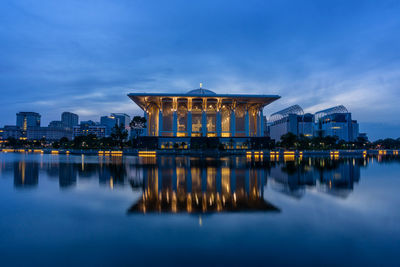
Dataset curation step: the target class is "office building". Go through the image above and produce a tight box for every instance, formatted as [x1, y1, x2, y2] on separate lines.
[100, 115, 118, 137]
[73, 124, 106, 139]
[268, 105, 314, 142]
[16, 112, 41, 134]
[61, 112, 79, 128]
[315, 105, 359, 142]
[27, 127, 73, 141]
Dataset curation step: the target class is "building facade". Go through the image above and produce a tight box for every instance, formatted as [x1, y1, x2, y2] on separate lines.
[73, 124, 106, 139]
[268, 105, 360, 142]
[128, 88, 280, 138]
[0, 126, 22, 140]
[27, 127, 73, 141]
[100, 115, 118, 137]
[268, 105, 314, 142]
[61, 112, 79, 128]
[315, 105, 359, 142]
[16, 112, 41, 134]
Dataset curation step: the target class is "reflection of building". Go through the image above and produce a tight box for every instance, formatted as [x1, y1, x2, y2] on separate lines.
[317, 160, 360, 198]
[268, 105, 314, 141]
[269, 158, 361, 199]
[59, 161, 77, 188]
[269, 163, 315, 198]
[128, 87, 279, 139]
[14, 160, 39, 187]
[128, 157, 279, 213]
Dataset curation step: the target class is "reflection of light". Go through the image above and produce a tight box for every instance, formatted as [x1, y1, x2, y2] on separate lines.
[172, 192, 177, 213]
[138, 151, 156, 157]
[81, 154, 85, 171]
[199, 216, 202, 227]
[187, 193, 192, 213]
[110, 177, 114, 190]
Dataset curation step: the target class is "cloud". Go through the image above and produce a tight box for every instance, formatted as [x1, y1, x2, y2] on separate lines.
[0, 0, 400, 140]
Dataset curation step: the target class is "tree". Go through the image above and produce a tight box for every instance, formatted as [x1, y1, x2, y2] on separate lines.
[60, 137, 69, 148]
[111, 123, 128, 149]
[129, 116, 147, 139]
[280, 132, 298, 149]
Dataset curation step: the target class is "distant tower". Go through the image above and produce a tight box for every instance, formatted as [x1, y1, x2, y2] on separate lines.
[16, 112, 41, 132]
[61, 112, 79, 128]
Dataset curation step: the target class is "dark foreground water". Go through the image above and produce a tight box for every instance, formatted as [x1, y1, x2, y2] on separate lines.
[0, 153, 399, 266]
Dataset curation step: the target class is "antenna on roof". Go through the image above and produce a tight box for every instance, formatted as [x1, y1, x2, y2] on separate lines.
[199, 82, 203, 88]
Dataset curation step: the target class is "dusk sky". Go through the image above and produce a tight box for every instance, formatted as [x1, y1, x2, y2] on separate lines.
[1, 0, 399, 140]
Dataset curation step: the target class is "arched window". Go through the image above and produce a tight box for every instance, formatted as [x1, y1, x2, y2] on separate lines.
[191, 98, 203, 137]
[206, 98, 217, 136]
[235, 104, 246, 137]
[162, 98, 173, 136]
[220, 104, 231, 137]
[177, 98, 188, 136]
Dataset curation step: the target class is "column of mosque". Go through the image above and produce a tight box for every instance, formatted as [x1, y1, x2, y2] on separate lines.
[172, 98, 178, 137]
[143, 110, 148, 136]
[187, 98, 192, 137]
[158, 99, 163, 136]
[230, 102, 236, 138]
[216, 99, 222, 137]
[201, 98, 207, 137]
[245, 106, 250, 136]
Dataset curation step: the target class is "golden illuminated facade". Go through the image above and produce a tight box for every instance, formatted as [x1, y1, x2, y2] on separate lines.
[128, 88, 280, 138]
[128, 157, 279, 213]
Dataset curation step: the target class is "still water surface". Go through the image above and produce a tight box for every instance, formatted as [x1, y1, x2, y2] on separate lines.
[0, 153, 399, 266]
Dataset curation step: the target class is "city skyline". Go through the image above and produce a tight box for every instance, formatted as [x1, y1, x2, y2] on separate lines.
[1, 1, 400, 140]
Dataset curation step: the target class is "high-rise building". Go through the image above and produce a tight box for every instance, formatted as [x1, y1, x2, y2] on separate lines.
[61, 112, 79, 128]
[110, 113, 131, 128]
[16, 112, 41, 132]
[48, 120, 64, 127]
[100, 115, 118, 137]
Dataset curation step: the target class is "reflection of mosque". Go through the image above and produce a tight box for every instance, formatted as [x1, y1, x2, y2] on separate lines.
[2, 154, 376, 212]
[128, 157, 279, 213]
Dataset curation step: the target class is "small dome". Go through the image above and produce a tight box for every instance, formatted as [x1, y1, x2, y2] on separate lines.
[186, 88, 216, 95]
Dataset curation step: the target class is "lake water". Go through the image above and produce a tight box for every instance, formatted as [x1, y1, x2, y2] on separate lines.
[0, 153, 399, 266]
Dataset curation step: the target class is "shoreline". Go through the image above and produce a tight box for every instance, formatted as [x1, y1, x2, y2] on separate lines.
[0, 148, 396, 157]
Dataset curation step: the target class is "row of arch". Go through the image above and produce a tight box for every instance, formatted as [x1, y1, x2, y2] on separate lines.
[144, 98, 265, 137]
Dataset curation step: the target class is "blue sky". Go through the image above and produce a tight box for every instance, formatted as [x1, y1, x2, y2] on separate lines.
[0, 0, 399, 140]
